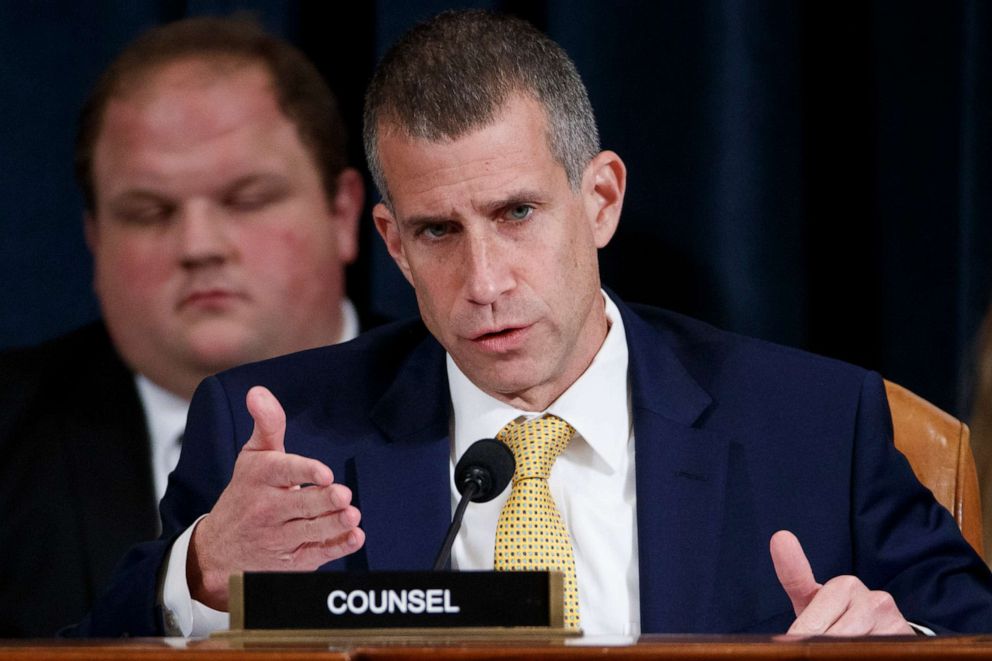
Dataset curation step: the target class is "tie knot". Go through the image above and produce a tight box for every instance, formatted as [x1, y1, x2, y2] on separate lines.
[497, 414, 575, 481]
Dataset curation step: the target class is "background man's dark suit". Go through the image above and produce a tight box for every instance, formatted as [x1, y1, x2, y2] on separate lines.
[76, 297, 992, 636]
[0, 322, 158, 637]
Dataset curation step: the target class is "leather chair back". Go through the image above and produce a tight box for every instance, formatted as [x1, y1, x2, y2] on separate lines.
[885, 380, 984, 556]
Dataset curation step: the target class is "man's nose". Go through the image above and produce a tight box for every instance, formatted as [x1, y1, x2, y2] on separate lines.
[175, 202, 233, 267]
[463, 233, 514, 305]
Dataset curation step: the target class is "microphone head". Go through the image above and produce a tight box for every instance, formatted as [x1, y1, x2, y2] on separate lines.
[454, 438, 515, 503]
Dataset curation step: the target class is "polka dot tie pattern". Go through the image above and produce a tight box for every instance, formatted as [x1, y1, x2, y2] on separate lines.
[493, 414, 580, 629]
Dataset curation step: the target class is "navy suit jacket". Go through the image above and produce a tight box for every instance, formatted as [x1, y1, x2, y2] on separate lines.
[76, 299, 992, 636]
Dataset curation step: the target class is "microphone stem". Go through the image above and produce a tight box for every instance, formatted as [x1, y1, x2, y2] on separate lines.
[432, 481, 479, 571]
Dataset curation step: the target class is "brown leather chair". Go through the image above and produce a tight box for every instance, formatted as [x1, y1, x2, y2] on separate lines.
[884, 379, 984, 556]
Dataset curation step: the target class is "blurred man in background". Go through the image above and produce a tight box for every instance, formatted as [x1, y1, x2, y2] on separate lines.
[0, 16, 364, 636]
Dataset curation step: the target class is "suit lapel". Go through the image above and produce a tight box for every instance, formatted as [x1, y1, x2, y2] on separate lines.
[618, 302, 731, 632]
[358, 336, 453, 571]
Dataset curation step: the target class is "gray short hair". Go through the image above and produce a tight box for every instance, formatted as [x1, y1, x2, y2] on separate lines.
[363, 10, 600, 205]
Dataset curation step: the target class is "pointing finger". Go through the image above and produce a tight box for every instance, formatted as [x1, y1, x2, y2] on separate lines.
[770, 530, 821, 616]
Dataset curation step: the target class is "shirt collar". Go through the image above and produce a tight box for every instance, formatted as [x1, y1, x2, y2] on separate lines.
[338, 297, 360, 343]
[448, 290, 631, 472]
[134, 372, 189, 450]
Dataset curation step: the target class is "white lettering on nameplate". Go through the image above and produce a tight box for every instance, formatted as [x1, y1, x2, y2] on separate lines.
[327, 589, 461, 615]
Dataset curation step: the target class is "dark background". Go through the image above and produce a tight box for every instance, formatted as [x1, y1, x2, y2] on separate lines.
[1, 0, 989, 417]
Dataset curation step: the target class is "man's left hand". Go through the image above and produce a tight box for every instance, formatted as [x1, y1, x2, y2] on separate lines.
[770, 530, 914, 635]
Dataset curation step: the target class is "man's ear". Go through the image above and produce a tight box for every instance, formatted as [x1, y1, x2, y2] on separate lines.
[372, 202, 414, 285]
[329, 168, 364, 264]
[582, 150, 626, 249]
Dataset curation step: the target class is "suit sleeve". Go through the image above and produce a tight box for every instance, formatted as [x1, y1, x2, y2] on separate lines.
[851, 372, 992, 633]
[63, 376, 243, 637]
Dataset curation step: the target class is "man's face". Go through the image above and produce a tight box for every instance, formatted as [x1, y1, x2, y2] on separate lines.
[87, 58, 361, 398]
[374, 95, 625, 411]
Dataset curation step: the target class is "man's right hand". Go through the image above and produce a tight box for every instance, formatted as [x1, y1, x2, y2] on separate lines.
[187, 385, 365, 611]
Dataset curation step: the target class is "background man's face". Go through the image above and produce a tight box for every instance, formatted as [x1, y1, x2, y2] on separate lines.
[87, 58, 359, 397]
[374, 95, 617, 411]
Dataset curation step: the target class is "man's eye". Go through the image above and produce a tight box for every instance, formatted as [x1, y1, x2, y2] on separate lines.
[115, 204, 172, 226]
[227, 189, 282, 212]
[505, 205, 533, 221]
[422, 223, 449, 239]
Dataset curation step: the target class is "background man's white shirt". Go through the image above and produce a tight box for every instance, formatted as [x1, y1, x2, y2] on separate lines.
[135, 375, 187, 507]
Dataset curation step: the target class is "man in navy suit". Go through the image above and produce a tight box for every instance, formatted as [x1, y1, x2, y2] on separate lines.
[78, 10, 992, 637]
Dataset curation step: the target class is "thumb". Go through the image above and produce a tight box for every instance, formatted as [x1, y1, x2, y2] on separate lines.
[770, 530, 821, 616]
[243, 386, 286, 452]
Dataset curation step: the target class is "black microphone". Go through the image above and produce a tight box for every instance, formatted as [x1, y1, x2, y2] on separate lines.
[432, 438, 515, 571]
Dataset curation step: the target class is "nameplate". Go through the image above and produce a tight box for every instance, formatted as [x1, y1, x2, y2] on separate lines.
[227, 570, 565, 633]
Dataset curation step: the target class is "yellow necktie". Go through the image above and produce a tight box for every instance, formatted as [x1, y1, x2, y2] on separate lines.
[494, 414, 580, 629]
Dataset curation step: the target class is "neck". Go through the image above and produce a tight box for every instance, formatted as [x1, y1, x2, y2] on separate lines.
[491, 299, 611, 412]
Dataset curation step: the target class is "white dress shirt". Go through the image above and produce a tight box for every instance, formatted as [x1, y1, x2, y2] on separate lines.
[135, 375, 188, 507]
[163, 293, 638, 637]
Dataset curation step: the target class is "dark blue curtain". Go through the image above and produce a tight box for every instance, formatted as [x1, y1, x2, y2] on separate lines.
[2, 0, 989, 416]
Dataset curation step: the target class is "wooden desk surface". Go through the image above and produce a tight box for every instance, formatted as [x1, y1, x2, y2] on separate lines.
[3, 635, 992, 660]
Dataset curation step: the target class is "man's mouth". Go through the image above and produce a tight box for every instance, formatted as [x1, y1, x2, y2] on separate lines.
[180, 289, 243, 310]
[468, 325, 531, 352]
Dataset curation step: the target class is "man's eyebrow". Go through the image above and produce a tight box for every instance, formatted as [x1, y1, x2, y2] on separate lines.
[107, 173, 290, 205]
[107, 189, 171, 206]
[399, 213, 456, 232]
[397, 189, 548, 229]
[221, 172, 290, 194]
[478, 190, 546, 215]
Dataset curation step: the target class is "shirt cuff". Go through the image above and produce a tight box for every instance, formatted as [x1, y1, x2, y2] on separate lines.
[161, 515, 230, 637]
[908, 621, 935, 636]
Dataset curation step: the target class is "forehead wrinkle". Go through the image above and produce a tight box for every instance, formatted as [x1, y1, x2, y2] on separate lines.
[397, 152, 543, 219]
